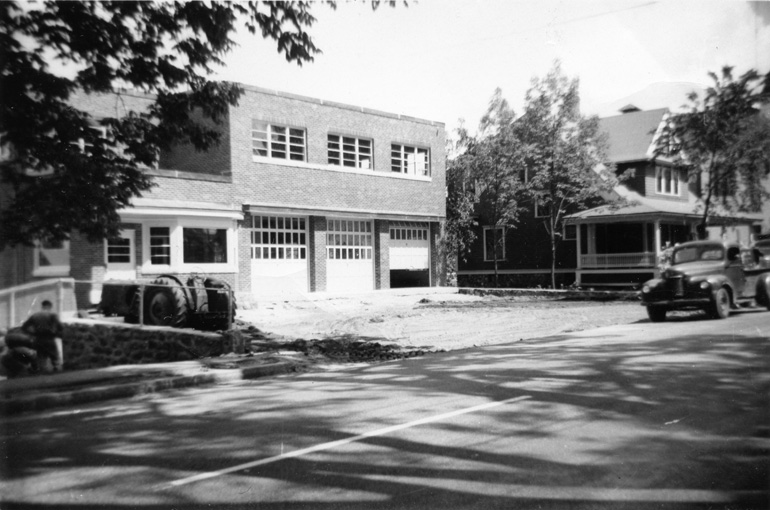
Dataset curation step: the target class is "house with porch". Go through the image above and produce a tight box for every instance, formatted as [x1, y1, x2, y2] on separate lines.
[0, 85, 446, 310]
[456, 105, 762, 289]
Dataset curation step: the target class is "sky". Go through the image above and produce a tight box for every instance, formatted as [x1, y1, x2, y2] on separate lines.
[215, 0, 770, 134]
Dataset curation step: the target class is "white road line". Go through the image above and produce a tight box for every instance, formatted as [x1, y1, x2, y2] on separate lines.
[161, 395, 531, 489]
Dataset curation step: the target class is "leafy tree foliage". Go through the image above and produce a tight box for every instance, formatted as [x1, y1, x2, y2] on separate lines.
[0, 1, 399, 248]
[656, 67, 770, 238]
[447, 89, 527, 287]
[518, 63, 617, 288]
[444, 122, 478, 278]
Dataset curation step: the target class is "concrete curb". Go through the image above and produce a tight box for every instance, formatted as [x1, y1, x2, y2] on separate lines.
[458, 287, 639, 301]
[0, 360, 302, 416]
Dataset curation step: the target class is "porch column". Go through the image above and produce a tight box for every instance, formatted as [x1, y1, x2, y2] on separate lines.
[576, 223, 583, 269]
[654, 219, 662, 258]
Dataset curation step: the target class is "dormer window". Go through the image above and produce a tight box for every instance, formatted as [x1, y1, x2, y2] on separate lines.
[655, 166, 680, 196]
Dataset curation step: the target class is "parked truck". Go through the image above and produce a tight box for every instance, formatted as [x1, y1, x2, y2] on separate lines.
[641, 240, 770, 322]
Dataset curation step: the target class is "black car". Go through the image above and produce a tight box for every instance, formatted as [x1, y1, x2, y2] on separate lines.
[640, 240, 770, 322]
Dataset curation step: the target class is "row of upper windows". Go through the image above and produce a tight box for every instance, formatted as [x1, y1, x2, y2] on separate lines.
[250, 120, 431, 177]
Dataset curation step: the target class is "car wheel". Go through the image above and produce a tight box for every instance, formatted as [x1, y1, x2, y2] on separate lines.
[143, 277, 189, 327]
[646, 306, 667, 322]
[708, 287, 731, 319]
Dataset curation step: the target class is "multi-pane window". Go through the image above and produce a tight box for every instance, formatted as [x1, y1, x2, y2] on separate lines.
[250, 215, 307, 260]
[183, 228, 228, 264]
[655, 166, 680, 195]
[106, 237, 132, 263]
[391, 144, 430, 176]
[389, 227, 428, 241]
[149, 227, 171, 265]
[252, 121, 306, 161]
[327, 135, 372, 169]
[326, 220, 373, 260]
[483, 227, 506, 262]
[534, 199, 549, 218]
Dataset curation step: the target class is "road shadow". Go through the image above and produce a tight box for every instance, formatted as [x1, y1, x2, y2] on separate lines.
[2, 320, 769, 509]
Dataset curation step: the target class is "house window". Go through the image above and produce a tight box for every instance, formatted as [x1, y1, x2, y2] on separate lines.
[655, 166, 680, 196]
[149, 227, 171, 265]
[391, 144, 430, 176]
[483, 227, 506, 262]
[70, 125, 108, 155]
[564, 224, 577, 241]
[252, 121, 306, 161]
[534, 199, 549, 218]
[33, 240, 70, 277]
[106, 237, 132, 263]
[183, 228, 228, 264]
[250, 215, 307, 260]
[326, 220, 373, 260]
[328, 135, 372, 169]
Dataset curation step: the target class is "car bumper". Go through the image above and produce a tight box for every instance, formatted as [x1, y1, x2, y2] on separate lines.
[641, 297, 712, 309]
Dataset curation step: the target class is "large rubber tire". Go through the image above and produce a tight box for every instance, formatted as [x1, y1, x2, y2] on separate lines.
[708, 287, 731, 320]
[646, 306, 667, 323]
[143, 277, 189, 327]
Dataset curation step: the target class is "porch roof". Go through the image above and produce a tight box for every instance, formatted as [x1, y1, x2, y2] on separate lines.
[566, 195, 763, 225]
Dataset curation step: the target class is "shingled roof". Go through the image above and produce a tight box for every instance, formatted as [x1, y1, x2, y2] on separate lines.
[598, 107, 669, 163]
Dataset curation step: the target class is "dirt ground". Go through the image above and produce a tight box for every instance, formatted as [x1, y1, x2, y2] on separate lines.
[237, 289, 647, 352]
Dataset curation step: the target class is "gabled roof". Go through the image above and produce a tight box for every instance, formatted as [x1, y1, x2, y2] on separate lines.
[599, 108, 669, 163]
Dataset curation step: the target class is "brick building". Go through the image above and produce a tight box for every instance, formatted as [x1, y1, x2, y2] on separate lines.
[1, 85, 447, 305]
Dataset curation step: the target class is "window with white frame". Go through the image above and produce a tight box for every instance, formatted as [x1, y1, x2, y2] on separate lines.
[655, 166, 680, 196]
[252, 120, 306, 161]
[534, 199, 549, 218]
[183, 228, 228, 264]
[106, 236, 132, 263]
[389, 227, 428, 241]
[391, 144, 430, 176]
[483, 227, 506, 262]
[327, 135, 372, 169]
[142, 221, 235, 273]
[33, 239, 70, 277]
[149, 227, 171, 265]
[70, 125, 108, 155]
[326, 219, 373, 260]
[250, 215, 307, 260]
[564, 224, 577, 241]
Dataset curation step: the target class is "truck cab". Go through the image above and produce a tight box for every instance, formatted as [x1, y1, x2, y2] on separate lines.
[640, 240, 770, 322]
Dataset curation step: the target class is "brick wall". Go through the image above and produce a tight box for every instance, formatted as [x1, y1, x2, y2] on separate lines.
[374, 220, 390, 289]
[310, 216, 327, 292]
[228, 86, 446, 218]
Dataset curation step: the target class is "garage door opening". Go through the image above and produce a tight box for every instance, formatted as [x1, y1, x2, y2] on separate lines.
[389, 223, 430, 288]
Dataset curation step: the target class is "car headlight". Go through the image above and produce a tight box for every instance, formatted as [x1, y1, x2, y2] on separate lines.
[699, 281, 710, 290]
[642, 285, 651, 294]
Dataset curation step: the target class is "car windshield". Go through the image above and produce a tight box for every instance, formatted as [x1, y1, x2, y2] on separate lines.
[672, 245, 724, 265]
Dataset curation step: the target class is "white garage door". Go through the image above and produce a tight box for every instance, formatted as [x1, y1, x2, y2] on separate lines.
[326, 219, 374, 293]
[250, 215, 308, 296]
[389, 223, 430, 270]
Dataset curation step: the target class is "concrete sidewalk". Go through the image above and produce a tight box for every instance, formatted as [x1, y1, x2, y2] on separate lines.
[0, 353, 304, 416]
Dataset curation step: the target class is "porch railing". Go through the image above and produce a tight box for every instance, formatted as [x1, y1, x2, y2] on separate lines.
[580, 252, 656, 268]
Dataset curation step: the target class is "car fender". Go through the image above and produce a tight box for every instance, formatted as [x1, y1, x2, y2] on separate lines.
[755, 272, 770, 306]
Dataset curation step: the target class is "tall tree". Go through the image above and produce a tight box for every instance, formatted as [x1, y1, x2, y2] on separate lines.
[0, 1, 398, 249]
[517, 62, 617, 289]
[444, 121, 478, 281]
[458, 88, 527, 287]
[655, 67, 770, 238]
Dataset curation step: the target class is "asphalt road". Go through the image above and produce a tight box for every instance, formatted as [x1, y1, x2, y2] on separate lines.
[2, 309, 769, 509]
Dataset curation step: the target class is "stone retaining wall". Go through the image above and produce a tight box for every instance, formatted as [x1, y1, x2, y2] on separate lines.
[62, 320, 237, 371]
[458, 287, 639, 301]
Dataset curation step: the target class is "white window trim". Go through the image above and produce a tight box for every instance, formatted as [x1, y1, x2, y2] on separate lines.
[327, 134, 373, 170]
[563, 223, 577, 241]
[141, 219, 237, 274]
[483, 226, 506, 262]
[391, 143, 431, 177]
[33, 240, 71, 277]
[250, 156, 431, 181]
[104, 230, 135, 268]
[251, 121, 306, 162]
[655, 166, 680, 196]
[534, 199, 549, 218]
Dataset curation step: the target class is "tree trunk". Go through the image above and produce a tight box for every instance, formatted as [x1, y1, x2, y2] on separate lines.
[550, 233, 557, 290]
